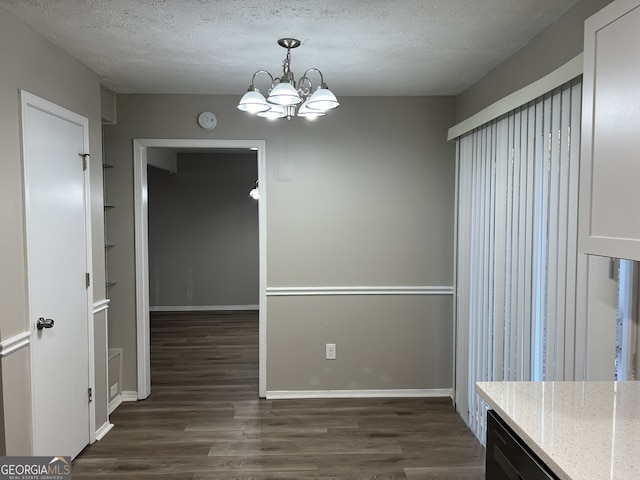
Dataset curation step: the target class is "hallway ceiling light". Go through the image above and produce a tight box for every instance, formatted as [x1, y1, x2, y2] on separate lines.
[237, 38, 339, 121]
[249, 180, 260, 200]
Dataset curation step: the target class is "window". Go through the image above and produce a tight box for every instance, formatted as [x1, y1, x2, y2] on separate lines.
[454, 79, 582, 440]
[616, 259, 638, 380]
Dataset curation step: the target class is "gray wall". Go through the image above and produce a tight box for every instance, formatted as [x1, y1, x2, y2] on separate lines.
[148, 153, 259, 308]
[455, 0, 614, 121]
[103, 94, 457, 393]
[268, 296, 452, 390]
[0, 6, 106, 453]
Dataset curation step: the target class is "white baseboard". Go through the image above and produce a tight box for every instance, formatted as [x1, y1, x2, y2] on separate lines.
[108, 394, 123, 415]
[121, 391, 138, 402]
[95, 421, 114, 441]
[109, 391, 138, 414]
[265, 388, 453, 400]
[150, 305, 259, 312]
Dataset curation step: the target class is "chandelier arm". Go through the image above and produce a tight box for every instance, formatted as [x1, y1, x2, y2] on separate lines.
[250, 70, 275, 89]
[302, 68, 326, 87]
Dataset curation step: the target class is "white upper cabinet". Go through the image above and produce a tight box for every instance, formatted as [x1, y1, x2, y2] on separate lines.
[580, 0, 640, 261]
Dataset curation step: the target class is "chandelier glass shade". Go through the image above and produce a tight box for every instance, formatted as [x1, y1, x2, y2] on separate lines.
[236, 89, 270, 114]
[237, 38, 339, 120]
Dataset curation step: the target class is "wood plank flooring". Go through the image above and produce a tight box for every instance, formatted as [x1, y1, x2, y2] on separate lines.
[73, 311, 485, 479]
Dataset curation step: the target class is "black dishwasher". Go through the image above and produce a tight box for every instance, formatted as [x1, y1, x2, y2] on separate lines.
[486, 410, 559, 480]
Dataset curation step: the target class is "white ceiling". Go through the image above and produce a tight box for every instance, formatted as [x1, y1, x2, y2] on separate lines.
[0, 0, 582, 96]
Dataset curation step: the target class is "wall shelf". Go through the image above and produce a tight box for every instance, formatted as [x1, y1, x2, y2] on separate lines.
[103, 158, 115, 295]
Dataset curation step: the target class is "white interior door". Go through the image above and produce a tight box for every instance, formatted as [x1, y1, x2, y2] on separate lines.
[22, 92, 93, 458]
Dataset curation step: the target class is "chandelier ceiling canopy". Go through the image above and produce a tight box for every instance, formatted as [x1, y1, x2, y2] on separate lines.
[237, 38, 339, 121]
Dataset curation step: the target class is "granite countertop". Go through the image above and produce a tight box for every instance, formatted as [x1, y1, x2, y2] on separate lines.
[476, 381, 640, 480]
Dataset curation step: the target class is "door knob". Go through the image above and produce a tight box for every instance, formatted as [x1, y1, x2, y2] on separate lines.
[37, 317, 55, 330]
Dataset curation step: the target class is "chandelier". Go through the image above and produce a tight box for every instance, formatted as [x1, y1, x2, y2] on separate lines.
[237, 38, 339, 120]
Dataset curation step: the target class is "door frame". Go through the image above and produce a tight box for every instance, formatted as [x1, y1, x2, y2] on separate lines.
[133, 139, 267, 399]
[20, 90, 96, 447]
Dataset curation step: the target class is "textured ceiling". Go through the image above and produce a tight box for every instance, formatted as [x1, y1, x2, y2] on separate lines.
[0, 0, 582, 96]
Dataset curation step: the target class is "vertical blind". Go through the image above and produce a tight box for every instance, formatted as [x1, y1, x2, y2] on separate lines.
[454, 79, 582, 441]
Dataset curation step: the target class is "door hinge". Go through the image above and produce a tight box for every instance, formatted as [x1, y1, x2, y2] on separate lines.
[86, 272, 91, 288]
[79, 153, 90, 171]
[88, 387, 93, 402]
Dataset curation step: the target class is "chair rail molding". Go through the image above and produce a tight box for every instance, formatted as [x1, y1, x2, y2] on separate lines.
[0, 331, 31, 358]
[266, 286, 455, 296]
[93, 298, 110, 314]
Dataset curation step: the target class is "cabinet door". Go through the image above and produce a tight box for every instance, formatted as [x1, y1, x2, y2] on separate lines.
[580, 0, 640, 260]
[486, 411, 558, 480]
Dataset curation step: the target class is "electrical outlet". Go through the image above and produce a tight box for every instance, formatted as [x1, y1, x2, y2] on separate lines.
[326, 343, 336, 360]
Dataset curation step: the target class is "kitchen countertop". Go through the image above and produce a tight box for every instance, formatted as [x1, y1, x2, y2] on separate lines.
[476, 381, 640, 480]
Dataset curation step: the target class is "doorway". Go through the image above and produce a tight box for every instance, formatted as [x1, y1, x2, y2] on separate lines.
[133, 139, 267, 399]
[147, 149, 258, 311]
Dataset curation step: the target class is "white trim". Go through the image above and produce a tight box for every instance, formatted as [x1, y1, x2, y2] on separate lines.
[94, 421, 114, 441]
[107, 394, 123, 415]
[93, 298, 110, 314]
[452, 141, 461, 409]
[266, 286, 454, 296]
[266, 389, 453, 399]
[150, 305, 259, 312]
[133, 140, 150, 400]
[134, 138, 267, 400]
[121, 391, 138, 402]
[0, 332, 31, 358]
[20, 90, 96, 448]
[447, 54, 583, 141]
[94, 299, 111, 440]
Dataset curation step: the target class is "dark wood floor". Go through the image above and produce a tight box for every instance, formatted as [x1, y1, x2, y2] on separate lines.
[73, 311, 484, 479]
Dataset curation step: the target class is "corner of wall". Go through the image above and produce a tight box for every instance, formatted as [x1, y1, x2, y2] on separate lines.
[100, 86, 117, 125]
[455, 0, 614, 122]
